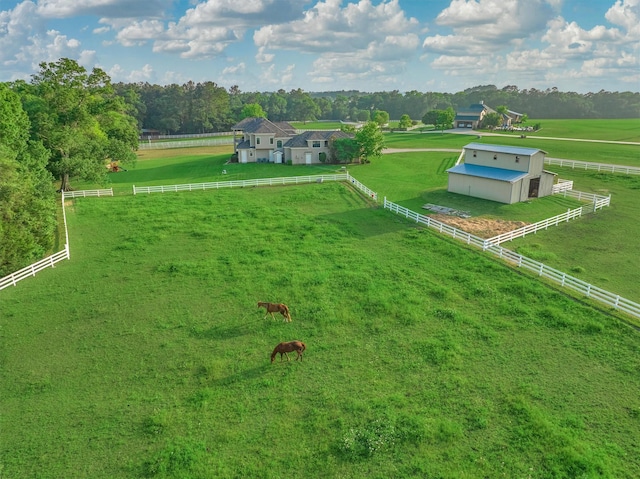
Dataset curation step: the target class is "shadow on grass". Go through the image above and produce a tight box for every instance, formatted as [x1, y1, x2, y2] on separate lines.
[209, 364, 272, 387]
[190, 316, 271, 341]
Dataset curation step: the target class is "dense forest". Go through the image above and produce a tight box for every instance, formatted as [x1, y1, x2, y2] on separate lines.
[1, 56, 639, 277]
[116, 82, 640, 135]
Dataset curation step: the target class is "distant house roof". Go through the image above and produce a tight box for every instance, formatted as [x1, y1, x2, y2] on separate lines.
[463, 142, 547, 157]
[284, 130, 351, 148]
[232, 117, 296, 136]
[447, 164, 529, 183]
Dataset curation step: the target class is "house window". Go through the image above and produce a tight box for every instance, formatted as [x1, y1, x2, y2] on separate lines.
[277, 140, 282, 148]
[312, 141, 321, 148]
[270, 138, 274, 145]
[324, 141, 329, 147]
[256, 137, 261, 145]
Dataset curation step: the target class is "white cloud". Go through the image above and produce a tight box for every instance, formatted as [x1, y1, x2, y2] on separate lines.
[421, 0, 640, 91]
[222, 62, 246, 75]
[0, 2, 93, 79]
[36, 0, 172, 19]
[254, 0, 420, 86]
[255, 46, 274, 64]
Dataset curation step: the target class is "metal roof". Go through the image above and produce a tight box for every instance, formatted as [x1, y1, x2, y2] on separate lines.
[463, 142, 547, 157]
[283, 130, 351, 148]
[447, 163, 528, 183]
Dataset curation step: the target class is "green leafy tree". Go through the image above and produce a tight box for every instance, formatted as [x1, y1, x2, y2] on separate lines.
[482, 112, 502, 129]
[21, 58, 138, 191]
[287, 89, 320, 123]
[398, 114, 412, 129]
[0, 83, 56, 275]
[241, 103, 267, 119]
[372, 110, 390, 126]
[355, 121, 385, 163]
[330, 137, 359, 163]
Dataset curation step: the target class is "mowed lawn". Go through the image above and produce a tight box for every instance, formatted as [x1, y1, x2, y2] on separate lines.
[1, 182, 640, 478]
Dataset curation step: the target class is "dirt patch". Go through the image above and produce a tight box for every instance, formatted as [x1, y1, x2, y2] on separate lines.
[429, 214, 529, 238]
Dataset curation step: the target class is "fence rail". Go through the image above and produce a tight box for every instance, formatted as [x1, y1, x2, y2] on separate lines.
[133, 174, 354, 195]
[545, 157, 640, 175]
[62, 188, 113, 199]
[138, 139, 234, 150]
[383, 197, 639, 319]
[551, 179, 573, 193]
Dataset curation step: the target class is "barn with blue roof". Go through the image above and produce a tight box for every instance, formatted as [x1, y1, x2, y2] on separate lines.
[447, 143, 557, 204]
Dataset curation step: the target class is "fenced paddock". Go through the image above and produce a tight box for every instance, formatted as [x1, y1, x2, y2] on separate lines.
[132, 173, 378, 200]
[382, 197, 639, 319]
[485, 190, 610, 246]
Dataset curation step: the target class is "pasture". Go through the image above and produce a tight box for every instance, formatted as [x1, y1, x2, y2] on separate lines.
[2, 181, 640, 478]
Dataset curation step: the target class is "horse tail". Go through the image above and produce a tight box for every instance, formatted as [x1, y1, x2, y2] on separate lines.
[283, 304, 291, 320]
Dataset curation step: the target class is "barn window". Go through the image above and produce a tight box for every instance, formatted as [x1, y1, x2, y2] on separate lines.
[493, 154, 497, 160]
[473, 151, 477, 157]
[515, 156, 520, 163]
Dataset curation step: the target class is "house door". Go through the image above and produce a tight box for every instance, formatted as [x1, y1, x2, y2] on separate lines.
[240, 150, 248, 164]
[528, 177, 540, 197]
[305, 152, 312, 165]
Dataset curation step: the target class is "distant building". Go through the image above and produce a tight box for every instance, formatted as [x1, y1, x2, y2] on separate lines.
[454, 101, 496, 129]
[446, 143, 557, 204]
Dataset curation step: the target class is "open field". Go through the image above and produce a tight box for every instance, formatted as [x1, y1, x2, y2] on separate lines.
[519, 118, 640, 143]
[2, 182, 639, 478]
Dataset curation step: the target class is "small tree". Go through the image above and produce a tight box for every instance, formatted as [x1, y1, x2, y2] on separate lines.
[372, 110, 390, 126]
[240, 103, 266, 119]
[482, 112, 502, 129]
[355, 121, 385, 163]
[330, 138, 359, 163]
[398, 114, 412, 129]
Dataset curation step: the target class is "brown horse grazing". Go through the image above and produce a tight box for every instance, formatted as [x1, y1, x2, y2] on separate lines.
[258, 301, 292, 322]
[271, 341, 306, 363]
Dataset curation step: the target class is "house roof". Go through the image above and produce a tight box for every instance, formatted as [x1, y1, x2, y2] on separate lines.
[447, 163, 529, 183]
[231, 117, 296, 136]
[463, 142, 547, 157]
[284, 130, 351, 148]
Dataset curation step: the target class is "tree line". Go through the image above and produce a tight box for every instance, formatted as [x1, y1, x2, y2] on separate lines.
[116, 82, 640, 135]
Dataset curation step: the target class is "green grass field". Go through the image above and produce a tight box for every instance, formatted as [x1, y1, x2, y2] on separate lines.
[2, 183, 639, 478]
[519, 119, 640, 143]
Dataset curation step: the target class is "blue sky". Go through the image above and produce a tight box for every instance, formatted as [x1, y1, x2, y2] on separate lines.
[1, 0, 638, 93]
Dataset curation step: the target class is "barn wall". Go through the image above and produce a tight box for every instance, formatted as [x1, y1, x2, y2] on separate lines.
[448, 174, 515, 204]
[464, 148, 530, 173]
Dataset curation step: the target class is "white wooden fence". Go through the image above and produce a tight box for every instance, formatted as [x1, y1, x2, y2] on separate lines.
[485, 189, 610, 246]
[62, 188, 113, 199]
[0, 195, 70, 291]
[551, 179, 573, 193]
[383, 198, 640, 319]
[545, 158, 640, 175]
[138, 139, 234, 150]
[134, 173, 341, 193]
